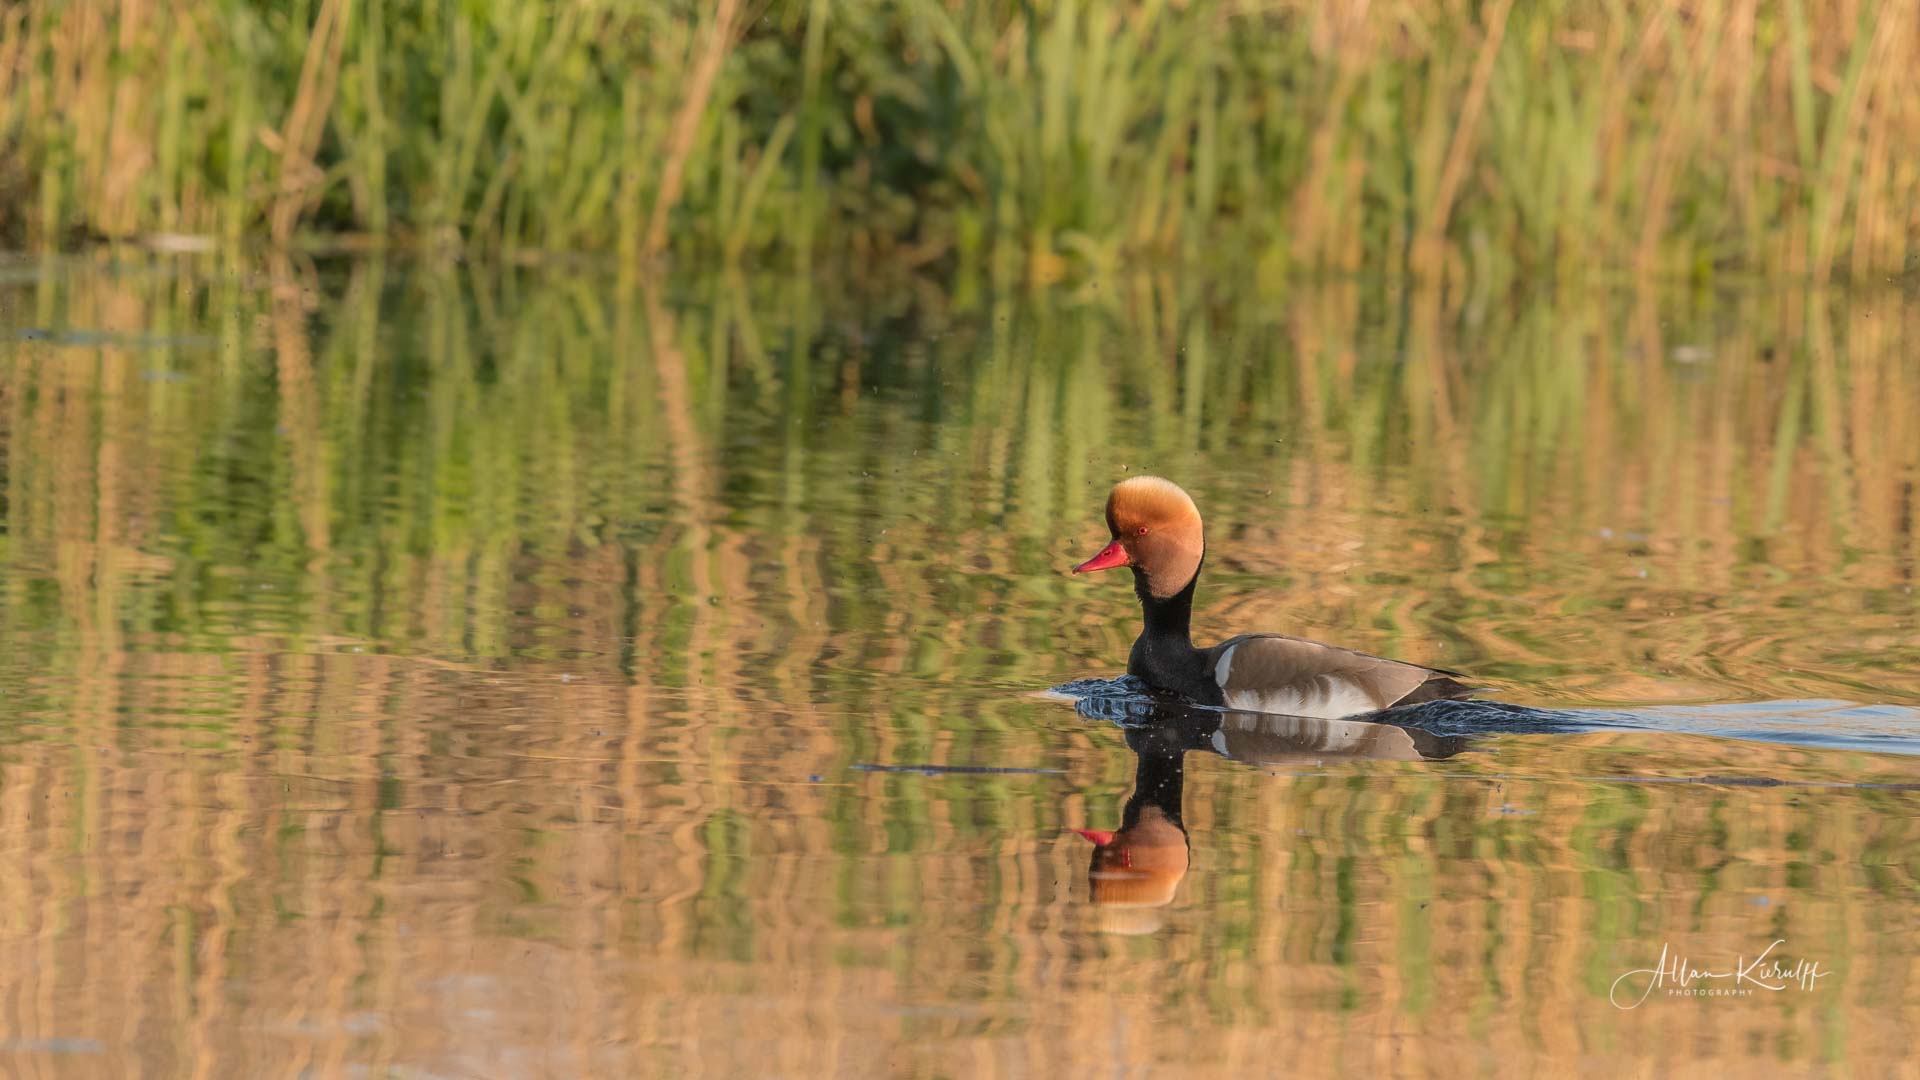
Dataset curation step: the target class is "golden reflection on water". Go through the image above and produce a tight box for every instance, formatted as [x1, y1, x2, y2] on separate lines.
[0, 256, 1915, 1075]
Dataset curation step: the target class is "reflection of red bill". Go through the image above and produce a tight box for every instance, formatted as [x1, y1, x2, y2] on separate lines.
[1069, 829, 1115, 846]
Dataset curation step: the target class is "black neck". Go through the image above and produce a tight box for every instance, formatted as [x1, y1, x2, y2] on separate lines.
[1126, 554, 1219, 703]
[1134, 554, 1201, 647]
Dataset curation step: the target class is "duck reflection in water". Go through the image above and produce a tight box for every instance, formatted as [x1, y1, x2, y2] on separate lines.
[1073, 705, 1470, 934]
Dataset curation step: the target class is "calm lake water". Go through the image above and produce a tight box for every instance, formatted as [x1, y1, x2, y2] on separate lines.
[1, 254, 1916, 1076]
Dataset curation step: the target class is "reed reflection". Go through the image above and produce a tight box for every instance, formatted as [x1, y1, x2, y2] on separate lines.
[3, 258, 1918, 1076]
[1075, 703, 1470, 933]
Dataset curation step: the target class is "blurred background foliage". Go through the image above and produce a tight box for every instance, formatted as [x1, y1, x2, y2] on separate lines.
[2, 0, 1918, 282]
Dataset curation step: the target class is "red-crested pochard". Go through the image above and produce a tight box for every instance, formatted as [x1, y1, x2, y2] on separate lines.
[1072, 477, 1473, 718]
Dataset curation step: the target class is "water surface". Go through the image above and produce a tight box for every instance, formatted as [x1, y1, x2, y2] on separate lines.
[0, 256, 1916, 1075]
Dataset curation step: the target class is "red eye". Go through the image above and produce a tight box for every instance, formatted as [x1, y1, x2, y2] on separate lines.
[1137, 526, 1150, 536]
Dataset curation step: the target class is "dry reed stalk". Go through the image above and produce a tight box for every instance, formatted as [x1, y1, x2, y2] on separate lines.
[1633, 2, 1719, 272]
[0, 7, 32, 139]
[643, 0, 741, 258]
[1412, 0, 1512, 278]
[270, 0, 352, 245]
[1288, 63, 1362, 268]
[1810, 0, 1899, 280]
[97, 0, 155, 236]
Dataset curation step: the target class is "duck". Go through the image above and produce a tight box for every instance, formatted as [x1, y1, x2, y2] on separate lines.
[1071, 476, 1473, 719]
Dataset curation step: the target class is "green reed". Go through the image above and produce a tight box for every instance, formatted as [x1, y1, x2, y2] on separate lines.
[4, 1, 1918, 280]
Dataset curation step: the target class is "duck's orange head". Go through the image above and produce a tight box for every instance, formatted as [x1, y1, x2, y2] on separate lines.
[1071, 477, 1205, 598]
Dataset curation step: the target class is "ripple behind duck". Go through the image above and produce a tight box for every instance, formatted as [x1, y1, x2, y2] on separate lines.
[1048, 677, 1920, 754]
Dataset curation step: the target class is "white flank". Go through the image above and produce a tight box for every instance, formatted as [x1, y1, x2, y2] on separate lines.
[1222, 677, 1381, 720]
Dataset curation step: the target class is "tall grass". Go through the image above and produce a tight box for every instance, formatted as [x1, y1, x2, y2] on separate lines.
[1, 1, 1918, 280]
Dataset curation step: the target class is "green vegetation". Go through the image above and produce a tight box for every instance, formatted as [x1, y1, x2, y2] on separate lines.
[3, 1, 1917, 280]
